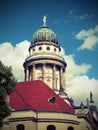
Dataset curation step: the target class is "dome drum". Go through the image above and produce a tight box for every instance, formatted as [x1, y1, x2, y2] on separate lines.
[29, 43, 61, 55]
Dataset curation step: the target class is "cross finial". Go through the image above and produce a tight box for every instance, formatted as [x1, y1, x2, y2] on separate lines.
[43, 16, 47, 26]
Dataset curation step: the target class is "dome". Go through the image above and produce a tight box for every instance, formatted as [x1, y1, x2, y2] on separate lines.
[33, 26, 58, 44]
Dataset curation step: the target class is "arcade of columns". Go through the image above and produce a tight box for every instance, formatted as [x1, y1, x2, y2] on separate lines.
[24, 63, 66, 92]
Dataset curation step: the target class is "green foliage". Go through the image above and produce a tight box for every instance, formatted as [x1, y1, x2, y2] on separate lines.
[0, 61, 17, 126]
[0, 61, 17, 96]
[0, 98, 11, 120]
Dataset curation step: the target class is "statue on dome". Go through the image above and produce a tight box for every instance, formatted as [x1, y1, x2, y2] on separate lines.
[43, 16, 47, 26]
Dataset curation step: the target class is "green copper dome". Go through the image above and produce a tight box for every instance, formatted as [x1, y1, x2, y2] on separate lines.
[32, 26, 58, 44]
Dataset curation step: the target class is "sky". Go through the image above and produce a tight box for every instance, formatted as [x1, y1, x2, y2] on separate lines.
[0, 0, 98, 107]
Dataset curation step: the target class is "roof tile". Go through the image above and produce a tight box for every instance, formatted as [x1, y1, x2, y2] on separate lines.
[9, 80, 74, 113]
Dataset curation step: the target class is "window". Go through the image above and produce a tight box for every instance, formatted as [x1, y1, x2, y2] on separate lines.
[68, 126, 74, 130]
[47, 125, 56, 130]
[39, 46, 42, 50]
[17, 124, 25, 130]
[46, 46, 50, 50]
[48, 97, 56, 103]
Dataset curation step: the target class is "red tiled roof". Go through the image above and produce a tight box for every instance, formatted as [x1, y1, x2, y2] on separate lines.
[9, 80, 74, 113]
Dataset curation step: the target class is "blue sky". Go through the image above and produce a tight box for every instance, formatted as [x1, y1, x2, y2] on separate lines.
[0, 0, 98, 106]
[0, 0, 98, 78]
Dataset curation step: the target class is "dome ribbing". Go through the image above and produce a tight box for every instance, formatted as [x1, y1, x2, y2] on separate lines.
[33, 26, 58, 44]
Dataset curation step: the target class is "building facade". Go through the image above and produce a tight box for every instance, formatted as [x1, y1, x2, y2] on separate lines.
[1, 17, 98, 130]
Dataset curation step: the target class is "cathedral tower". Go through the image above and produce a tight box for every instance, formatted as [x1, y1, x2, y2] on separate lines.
[23, 16, 67, 93]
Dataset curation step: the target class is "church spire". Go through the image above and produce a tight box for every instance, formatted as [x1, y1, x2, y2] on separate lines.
[90, 92, 94, 103]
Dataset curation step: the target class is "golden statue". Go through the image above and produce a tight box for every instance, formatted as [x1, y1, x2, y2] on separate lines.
[43, 16, 47, 26]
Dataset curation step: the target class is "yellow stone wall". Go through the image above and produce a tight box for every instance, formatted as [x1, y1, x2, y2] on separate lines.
[2, 110, 92, 130]
[8, 120, 36, 130]
[10, 110, 36, 118]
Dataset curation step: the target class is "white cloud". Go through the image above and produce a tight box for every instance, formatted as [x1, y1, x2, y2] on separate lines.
[76, 29, 94, 40]
[79, 13, 95, 20]
[75, 25, 98, 50]
[65, 54, 92, 75]
[95, 25, 98, 32]
[60, 49, 98, 107]
[69, 10, 73, 15]
[78, 35, 98, 50]
[0, 40, 30, 81]
[79, 14, 88, 20]
[73, 13, 95, 20]
[66, 75, 98, 106]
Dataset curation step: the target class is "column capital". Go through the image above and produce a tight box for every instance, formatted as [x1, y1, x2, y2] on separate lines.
[43, 63, 46, 66]
[53, 64, 56, 67]
[33, 64, 36, 67]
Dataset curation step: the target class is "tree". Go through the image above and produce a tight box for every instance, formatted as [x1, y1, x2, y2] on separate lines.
[0, 61, 17, 127]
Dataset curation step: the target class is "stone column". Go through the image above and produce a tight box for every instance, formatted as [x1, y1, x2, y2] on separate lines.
[43, 64, 46, 81]
[29, 66, 33, 80]
[53, 65, 56, 90]
[62, 69, 66, 90]
[25, 67, 29, 81]
[60, 67, 63, 89]
[33, 65, 36, 80]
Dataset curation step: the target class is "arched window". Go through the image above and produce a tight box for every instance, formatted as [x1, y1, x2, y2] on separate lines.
[68, 126, 74, 130]
[17, 124, 25, 130]
[47, 125, 56, 130]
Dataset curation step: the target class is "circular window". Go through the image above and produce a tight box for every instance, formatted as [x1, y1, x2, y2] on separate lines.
[39, 47, 42, 50]
[47, 47, 50, 50]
